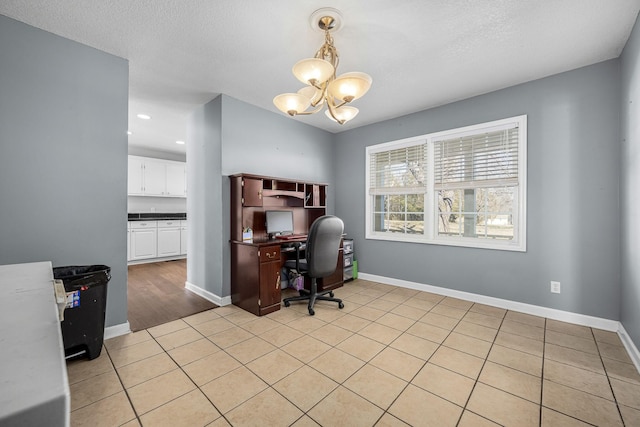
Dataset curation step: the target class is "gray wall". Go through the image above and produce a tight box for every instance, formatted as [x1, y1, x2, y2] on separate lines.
[187, 95, 335, 298]
[186, 96, 224, 299]
[0, 15, 129, 327]
[334, 60, 622, 321]
[621, 14, 640, 345]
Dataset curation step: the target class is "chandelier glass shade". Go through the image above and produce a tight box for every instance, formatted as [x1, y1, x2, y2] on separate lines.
[273, 11, 372, 125]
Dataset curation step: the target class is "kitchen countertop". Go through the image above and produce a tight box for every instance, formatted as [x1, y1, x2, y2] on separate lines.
[128, 213, 186, 221]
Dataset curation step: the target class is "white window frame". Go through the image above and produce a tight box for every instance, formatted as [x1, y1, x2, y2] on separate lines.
[365, 115, 527, 252]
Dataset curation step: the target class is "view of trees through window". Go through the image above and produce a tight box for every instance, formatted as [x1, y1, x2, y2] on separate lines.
[438, 188, 515, 239]
[367, 115, 526, 251]
[373, 193, 425, 234]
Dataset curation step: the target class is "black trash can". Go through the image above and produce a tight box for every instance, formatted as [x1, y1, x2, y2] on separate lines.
[53, 265, 110, 360]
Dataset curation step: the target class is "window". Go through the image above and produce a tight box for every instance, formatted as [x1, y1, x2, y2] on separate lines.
[366, 115, 526, 251]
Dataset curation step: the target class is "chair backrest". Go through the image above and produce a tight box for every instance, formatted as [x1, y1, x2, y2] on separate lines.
[306, 215, 344, 278]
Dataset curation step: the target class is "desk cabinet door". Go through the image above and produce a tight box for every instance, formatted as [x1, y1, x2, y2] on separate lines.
[242, 177, 263, 206]
[259, 260, 281, 310]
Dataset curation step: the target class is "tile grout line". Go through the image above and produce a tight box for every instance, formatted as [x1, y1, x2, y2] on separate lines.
[593, 326, 627, 426]
[102, 344, 142, 426]
[455, 305, 508, 427]
[539, 317, 547, 427]
[149, 320, 234, 426]
[269, 290, 414, 425]
[77, 281, 637, 427]
[540, 322, 617, 426]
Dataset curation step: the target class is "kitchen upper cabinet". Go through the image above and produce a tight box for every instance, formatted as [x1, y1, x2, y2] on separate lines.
[128, 157, 144, 195]
[128, 155, 186, 198]
[142, 159, 167, 196]
[165, 162, 186, 197]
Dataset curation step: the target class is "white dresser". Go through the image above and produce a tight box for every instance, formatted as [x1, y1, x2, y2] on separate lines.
[0, 261, 70, 426]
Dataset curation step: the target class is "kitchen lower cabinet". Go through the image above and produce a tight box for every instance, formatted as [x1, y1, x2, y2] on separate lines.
[130, 221, 158, 260]
[127, 219, 187, 264]
[157, 220, 181, 257]
[231, 243, 281, 316]
[180, 221, 187, 255]
[127, 223, 131, 261]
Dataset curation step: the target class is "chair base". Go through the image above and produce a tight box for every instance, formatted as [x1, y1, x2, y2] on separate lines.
[283, 280, 344, 316]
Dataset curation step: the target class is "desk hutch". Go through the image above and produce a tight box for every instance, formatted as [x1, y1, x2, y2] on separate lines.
[229, 173, 343, 316]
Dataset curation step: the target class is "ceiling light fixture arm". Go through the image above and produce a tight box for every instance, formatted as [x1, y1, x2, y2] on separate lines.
[273, 8, 372, 125]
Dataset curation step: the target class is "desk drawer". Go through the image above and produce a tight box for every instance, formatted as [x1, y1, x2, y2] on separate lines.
[260, 246, 281, 263]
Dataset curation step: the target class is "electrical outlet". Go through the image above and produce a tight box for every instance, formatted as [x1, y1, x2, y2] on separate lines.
[550, 281, 561, 294]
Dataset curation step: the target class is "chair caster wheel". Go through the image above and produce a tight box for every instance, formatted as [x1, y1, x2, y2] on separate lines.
[338, 302, 344, 309]
[329, 291, 334, 297]
[284, 301, 290, 307]
[309, 308, 315, 315]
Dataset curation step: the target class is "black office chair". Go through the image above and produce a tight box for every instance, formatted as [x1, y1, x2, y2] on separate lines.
[283, 215, 345, 315]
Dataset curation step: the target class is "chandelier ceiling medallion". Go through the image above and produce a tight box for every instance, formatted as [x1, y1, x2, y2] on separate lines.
[273, 8, 372, 125]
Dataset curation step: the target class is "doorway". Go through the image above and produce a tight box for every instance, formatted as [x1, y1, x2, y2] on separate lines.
[127, 259, 217, 331]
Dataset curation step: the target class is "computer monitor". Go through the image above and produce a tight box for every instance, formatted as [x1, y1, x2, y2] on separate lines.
[265, 210, 294, 236]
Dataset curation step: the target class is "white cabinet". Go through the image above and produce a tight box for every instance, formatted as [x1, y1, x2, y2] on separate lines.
[166, 162, 186, 197]
[130, 221, 158, 260]
[157, 220, 181, 257]
[128, 156, 186, 197]
[142, 159, 167, 196]
[180, 220, 187, 255]
[128, 219, 187, 263]
[127, 157, 144, 195]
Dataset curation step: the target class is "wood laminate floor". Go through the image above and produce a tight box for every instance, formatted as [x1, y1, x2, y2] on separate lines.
[127, 259, 217, 331]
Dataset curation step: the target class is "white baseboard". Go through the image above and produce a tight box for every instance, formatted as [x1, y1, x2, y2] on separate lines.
[359, 272, 621, 331]
[358, 272, 620, 332]
[618, 323, 640, 374]
[185, 281, 232, 306]
[359, 273, 640, 369]
[360, 272, 640, 370]
[104, 322, 131, 340]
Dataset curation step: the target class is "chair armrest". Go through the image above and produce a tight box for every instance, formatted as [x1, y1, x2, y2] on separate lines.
[293, 242, 302, 272]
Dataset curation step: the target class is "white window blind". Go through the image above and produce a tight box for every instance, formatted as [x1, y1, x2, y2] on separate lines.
[434, 125, 520, 190]
[369, 144, 427, 195]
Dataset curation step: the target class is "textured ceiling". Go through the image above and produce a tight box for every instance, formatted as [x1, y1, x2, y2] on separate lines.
[1, 1, 639, 153]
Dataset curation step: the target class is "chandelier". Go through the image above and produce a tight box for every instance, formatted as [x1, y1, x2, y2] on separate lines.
[273, 8, 372, 125]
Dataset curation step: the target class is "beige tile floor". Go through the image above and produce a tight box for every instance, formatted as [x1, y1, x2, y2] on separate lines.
[67, 279, 640, 426]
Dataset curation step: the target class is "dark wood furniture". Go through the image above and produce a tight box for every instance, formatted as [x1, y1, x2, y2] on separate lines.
[229, 173, 343, 316]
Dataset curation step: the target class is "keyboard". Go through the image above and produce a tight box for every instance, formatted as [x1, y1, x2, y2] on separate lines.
[275, 234, 307, 240]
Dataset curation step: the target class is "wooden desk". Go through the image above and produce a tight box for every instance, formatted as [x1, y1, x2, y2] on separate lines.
[230, 238, 343, 316]
[229, 173, 343, 316]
